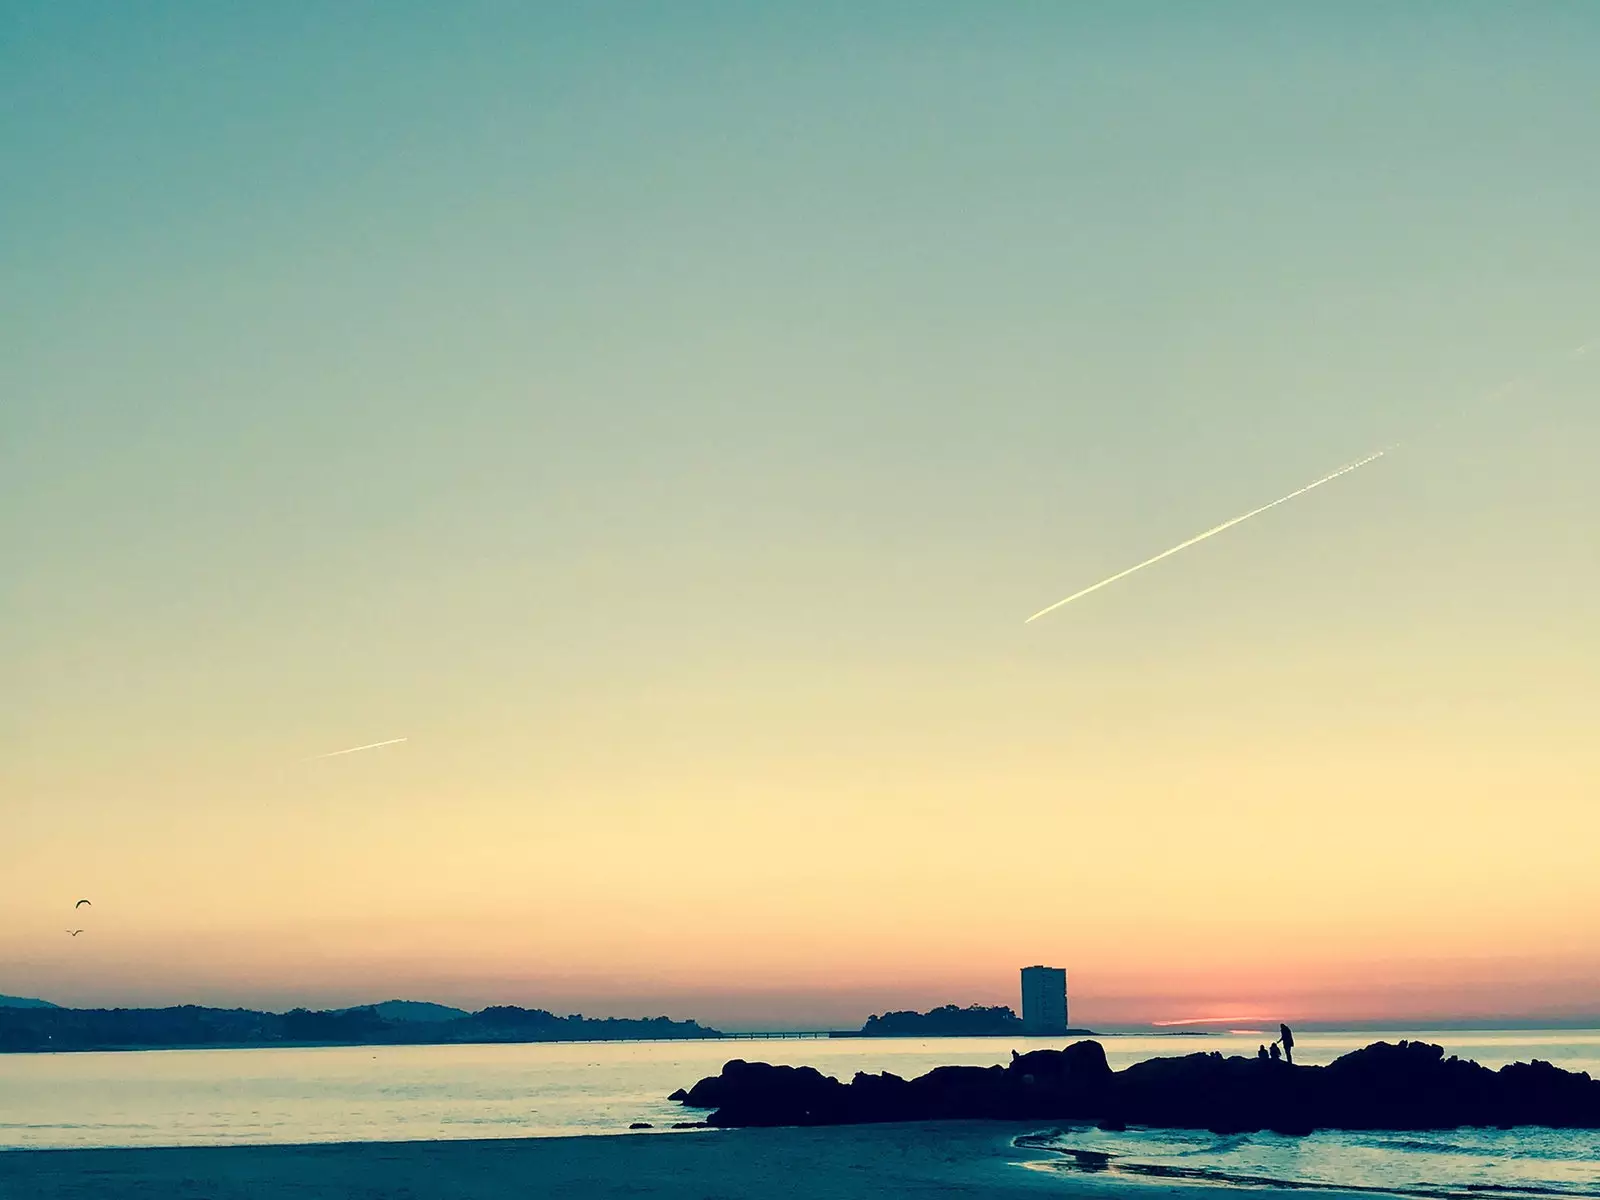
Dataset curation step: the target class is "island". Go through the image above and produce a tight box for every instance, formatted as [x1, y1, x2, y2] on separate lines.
[852, 1003, 1094, 1038]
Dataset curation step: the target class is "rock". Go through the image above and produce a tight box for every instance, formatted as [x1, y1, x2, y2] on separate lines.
[1111, 1050, 1301, 1132]
[628, 1122, 653, 1129]
[1011, 1040, 1111, 1081]
[667, 1088, 688, 1102]
[708, 1060, 849, 1127]
[846, 1070, 911, 1118]
[671, 1039, 1113, 1125]
[670, 1039, 1600, 1133]
[1497, 1058, 1600, 1127]
[1004, 1041, 1114, 1116]
[671, 1120, 710, 1129]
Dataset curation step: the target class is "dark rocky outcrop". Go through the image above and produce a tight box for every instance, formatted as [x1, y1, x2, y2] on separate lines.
[678, 1040, 1113, 1127]
[672, 1039, 1600, 1133]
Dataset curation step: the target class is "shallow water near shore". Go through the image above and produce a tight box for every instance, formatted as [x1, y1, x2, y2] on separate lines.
[3, 1028, 1598, 1194]
[1023, 1123, 1600, 1199]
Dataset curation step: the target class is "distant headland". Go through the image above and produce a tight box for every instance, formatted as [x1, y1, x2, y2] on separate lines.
[0, 1001, 720, 1053]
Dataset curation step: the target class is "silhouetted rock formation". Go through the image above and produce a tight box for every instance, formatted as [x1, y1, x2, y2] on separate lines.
[672, 1039, 1600, 1132]
[677, 1041, 1113, 1126]
[0, 1003, 721, 1052]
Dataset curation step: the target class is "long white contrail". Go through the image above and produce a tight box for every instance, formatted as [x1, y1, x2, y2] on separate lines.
[303, 737, 408, 761]
[1025, 450, 1388, 624]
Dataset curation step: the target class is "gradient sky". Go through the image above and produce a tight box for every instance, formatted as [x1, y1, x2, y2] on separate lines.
[4, 3, 1598, 1030]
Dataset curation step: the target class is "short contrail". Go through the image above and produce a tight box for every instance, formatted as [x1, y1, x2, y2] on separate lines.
[303, 737, 408, 761]
[1025, 450, 1388, 624]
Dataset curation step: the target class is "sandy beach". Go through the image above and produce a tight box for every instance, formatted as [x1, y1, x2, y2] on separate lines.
[0, 1122, 1176, 1200]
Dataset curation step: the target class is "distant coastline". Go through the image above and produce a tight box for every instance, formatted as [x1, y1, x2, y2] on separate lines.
[0, 1003, 721, 1054]
[1, 997, 1095, 1054]
[0, 998, 1106, 1054]
[5, 994, 1592, 1054]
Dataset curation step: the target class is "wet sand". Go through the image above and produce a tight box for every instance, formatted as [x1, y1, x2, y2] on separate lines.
[0, 1122, 1144, 1199]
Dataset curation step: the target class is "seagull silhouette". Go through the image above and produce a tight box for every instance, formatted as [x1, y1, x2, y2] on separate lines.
[66, 929, 84, 936]
[75, 899, 92, 908]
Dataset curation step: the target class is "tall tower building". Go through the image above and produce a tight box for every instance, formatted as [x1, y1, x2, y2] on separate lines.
[1020, 965, 1068, 1034]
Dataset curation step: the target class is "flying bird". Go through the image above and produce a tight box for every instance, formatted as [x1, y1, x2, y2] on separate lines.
[66, 929, 84, 937]
[75, 899, 91, 908]
[1027, 450, 1388, 623]
[303, 737, 408, 762]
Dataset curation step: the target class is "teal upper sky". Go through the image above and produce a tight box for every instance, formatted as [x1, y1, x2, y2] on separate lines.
[4, 3, 1598, 1021]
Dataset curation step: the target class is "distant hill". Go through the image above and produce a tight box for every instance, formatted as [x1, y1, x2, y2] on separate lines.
[363, 1000, 469, 1023]
[0, 995, 58, 1009]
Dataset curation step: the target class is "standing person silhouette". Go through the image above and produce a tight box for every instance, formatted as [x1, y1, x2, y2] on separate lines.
[1280, 1024, 1295, 1065]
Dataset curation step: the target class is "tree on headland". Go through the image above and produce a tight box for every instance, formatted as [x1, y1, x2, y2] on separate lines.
[860, 1004, 1025, 1037]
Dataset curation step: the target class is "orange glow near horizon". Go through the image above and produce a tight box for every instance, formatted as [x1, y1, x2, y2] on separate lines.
[7, 710, 1599, 1024]
[1151, 1016, 1280, 1027]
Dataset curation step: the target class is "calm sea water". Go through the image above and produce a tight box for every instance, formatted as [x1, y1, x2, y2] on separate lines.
[2, 1029, 1597, 1195]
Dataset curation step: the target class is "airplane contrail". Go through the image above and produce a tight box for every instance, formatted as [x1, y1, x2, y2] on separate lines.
[1025, 450, 1388, 624]
[303, 737, 408, 761]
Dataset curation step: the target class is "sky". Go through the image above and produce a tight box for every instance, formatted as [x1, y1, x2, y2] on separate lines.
[3, 2, 1597, 1031]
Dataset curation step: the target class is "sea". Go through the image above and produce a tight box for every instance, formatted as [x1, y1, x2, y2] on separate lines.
[2, 1028, 1597, 1197]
